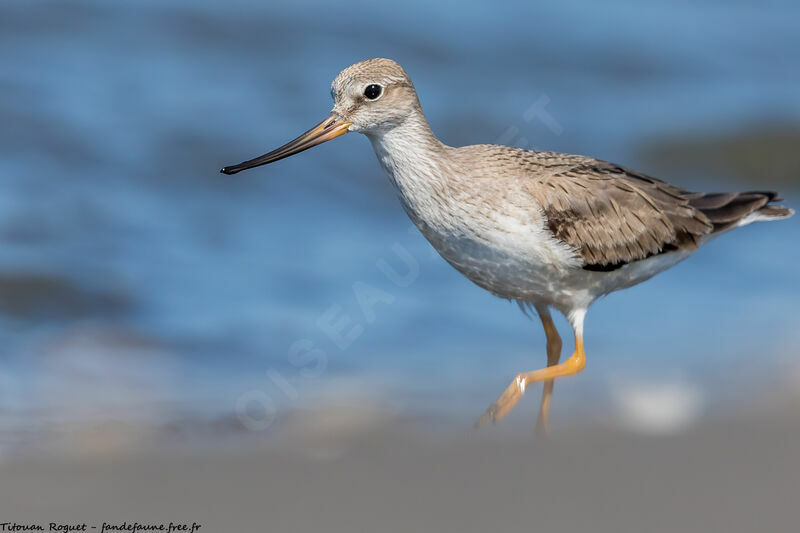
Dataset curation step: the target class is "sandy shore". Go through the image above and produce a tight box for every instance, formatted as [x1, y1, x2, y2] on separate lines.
[1, 410, 798, 533]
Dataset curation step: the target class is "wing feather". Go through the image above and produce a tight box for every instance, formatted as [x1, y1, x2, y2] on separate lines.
[526, 158, 714, 269]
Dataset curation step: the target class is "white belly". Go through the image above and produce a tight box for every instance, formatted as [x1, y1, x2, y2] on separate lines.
[414, 215, 584, 308]
[415, 216, 695, 314]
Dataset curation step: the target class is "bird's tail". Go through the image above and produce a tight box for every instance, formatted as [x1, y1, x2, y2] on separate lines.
[688, 191, 794, 233]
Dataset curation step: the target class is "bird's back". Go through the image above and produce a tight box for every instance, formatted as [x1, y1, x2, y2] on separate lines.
[448, 144, 793, 272]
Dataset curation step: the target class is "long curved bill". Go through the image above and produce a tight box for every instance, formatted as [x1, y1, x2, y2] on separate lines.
[220, 115, 352, 175]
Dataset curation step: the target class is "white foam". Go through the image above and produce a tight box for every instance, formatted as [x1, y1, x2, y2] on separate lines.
[610, 378, 704, 434]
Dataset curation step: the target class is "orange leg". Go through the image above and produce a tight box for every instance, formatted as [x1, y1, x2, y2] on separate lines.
[534, 306, 562, 436]
[476, 308, 586, 429]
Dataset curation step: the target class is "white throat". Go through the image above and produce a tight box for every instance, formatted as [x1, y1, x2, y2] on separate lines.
[365, 114, 453, 228]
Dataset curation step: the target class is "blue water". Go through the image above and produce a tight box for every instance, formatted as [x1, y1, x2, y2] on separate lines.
[1, 0, 799, 439]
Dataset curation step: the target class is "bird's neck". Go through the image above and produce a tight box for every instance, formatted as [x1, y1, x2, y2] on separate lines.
[366, 113, 453, 225]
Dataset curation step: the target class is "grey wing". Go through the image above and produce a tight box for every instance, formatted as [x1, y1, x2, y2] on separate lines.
[529, 158, 714, 270]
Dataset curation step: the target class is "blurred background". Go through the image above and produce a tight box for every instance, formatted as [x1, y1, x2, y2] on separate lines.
[1, 0, 799, 530]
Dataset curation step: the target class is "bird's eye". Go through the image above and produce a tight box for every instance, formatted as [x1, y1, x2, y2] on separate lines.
[364, 84, 383, 100]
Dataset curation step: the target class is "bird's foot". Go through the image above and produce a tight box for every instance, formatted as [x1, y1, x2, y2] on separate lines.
[474, 343, 586, 430]
[474, 375, 526, 428]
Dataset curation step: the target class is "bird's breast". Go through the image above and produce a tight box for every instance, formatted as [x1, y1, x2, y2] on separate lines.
[368, 132, 583, 305]
[409, 194, 584, 304]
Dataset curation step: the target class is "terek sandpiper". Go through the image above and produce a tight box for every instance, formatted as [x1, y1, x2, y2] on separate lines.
[221, 58, 793, 433]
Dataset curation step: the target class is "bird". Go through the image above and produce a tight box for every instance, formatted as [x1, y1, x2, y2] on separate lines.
[221, 58, 793, 434]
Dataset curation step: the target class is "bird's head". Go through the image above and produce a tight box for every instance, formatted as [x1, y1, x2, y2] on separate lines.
[220, 58, 419, 175]
[329, 58, 420, 134]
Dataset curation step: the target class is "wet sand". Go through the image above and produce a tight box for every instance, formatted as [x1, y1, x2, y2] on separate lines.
[1, 411, 798, 533]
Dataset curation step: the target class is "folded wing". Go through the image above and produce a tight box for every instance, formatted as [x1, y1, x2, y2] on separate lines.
[528, 159, 714, 270]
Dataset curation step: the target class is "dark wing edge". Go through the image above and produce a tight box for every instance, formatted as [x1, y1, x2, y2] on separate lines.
[686, 190, 793, 232]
